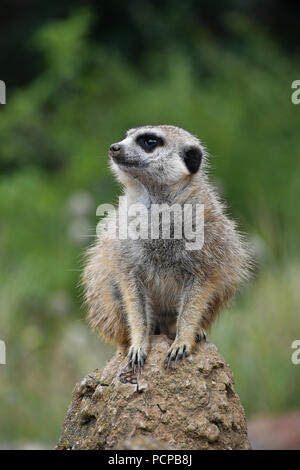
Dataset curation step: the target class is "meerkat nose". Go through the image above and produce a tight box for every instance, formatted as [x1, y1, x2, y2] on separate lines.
[109, 143, 121, 157]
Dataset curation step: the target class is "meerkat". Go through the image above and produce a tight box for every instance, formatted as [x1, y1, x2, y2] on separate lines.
[83, 125, 250, 370]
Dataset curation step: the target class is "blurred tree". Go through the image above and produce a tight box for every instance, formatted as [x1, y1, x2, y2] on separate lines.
[1, 0, 299, 88]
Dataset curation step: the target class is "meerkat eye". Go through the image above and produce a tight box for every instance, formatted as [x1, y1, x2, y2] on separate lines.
[136, 134, 164, 152]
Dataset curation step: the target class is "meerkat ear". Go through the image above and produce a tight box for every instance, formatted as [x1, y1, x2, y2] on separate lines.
[182, 145, 202, 174]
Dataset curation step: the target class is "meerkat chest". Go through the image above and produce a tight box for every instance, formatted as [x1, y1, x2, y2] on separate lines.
[125, 238, 195, 300]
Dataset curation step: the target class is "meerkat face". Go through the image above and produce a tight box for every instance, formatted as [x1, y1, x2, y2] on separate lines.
[109, 125, 206, 187]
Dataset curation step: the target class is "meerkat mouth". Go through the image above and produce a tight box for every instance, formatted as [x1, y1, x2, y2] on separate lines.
[115, 157, 148, 169]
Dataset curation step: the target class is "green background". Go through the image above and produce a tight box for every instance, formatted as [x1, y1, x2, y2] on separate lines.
[0, 1, 299, 446]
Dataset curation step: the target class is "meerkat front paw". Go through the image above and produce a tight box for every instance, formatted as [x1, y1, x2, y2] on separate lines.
[164, 339, 192, 368]
[127, 344, 148, 373]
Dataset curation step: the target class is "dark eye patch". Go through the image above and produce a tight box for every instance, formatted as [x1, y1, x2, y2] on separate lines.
[136, 133, 164, 153]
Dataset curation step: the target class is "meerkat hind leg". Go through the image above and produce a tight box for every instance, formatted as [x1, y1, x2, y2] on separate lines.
[195, 328, 207, 343]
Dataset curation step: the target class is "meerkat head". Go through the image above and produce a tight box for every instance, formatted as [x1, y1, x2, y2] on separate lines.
[109, 125, 207, 187]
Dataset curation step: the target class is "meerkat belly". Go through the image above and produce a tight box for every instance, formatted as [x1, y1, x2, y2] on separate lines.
[138, 240, 196, 328]
[143, 266, 180, 336]
[146, 267, 181, 313]
[120, 239, 196, 323]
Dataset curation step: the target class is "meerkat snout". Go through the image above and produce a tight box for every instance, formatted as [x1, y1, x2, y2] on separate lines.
[109, 143, 121, 157]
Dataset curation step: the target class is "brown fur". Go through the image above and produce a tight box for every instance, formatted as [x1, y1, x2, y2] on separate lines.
[82, 125, 251, 366]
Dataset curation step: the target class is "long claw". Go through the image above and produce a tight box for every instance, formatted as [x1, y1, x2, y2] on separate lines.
[128, 350, 133, 365]
[196, 330, 207, 343]
[128, 347, 147, 373]
[174, 349, 181, 365]
[164, 352, 170, 368]
[182, 345, 187, 361]
[131, 352, 136, 372]
[164, 343, 190, 368]
[167, 352, 173, 368]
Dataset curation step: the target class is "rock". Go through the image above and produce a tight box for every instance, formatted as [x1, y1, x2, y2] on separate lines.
[56, 335, 251, 450]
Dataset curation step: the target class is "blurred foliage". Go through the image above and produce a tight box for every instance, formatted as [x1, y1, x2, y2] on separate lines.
[0, 5, 300, 446]
[1, 1, 299, 88]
